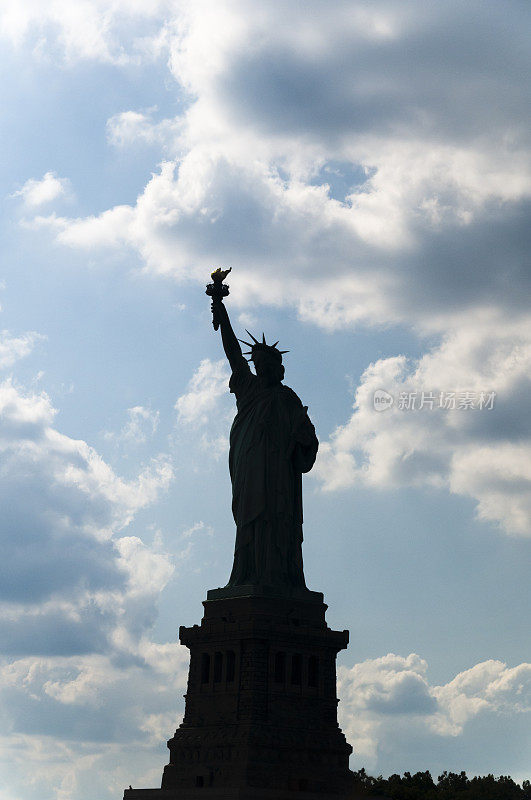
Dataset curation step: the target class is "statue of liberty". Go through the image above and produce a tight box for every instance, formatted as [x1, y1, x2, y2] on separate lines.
[208, 269, 318, 594]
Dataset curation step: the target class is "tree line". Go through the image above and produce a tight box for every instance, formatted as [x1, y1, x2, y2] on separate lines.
[349, 769, 531, 800]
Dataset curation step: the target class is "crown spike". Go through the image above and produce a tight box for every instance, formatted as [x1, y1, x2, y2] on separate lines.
[238, 338, 254, 347]
[271, 341, 279, 348]
[245, 329, 260, 344]
[262, 332, 266, 344]
[278, 350, 290, 355]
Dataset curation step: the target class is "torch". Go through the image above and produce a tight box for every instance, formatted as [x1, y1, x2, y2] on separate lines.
[206, 267, 231, 330]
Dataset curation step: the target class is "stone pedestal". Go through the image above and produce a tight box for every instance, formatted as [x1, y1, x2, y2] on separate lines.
[124, 591, 352, 799]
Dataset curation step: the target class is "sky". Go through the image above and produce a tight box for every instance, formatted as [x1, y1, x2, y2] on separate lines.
[0, 1, 530, 798]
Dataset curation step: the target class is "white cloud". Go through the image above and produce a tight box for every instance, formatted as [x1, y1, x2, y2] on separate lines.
[181, 521, 213, 539]
[431, 660, 531, 736]
[106, 110, 181, 149]
[314, 315, 531, 536]
[105, 405, 160, 446]
[0, 375, 173, 607]
[0, 0, 169, 65]
[0, 369, 181, 799]
[115, 535, 174, 600]
[338, 654, 531, 770]
[0, 641, 188, 800]
[0, 330, 44, 368]
[124, 405, 159, 442]
[13, 172, 69, 207]
[237, 311, 258, 329]
[30, 3, 530, 330]
[34, 143, 531, 334]
[175, 358, 229, 426]
[11, 0, 531, 308]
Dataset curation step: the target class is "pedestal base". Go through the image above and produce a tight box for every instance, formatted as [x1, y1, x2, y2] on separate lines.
[124, 592, 352, 799]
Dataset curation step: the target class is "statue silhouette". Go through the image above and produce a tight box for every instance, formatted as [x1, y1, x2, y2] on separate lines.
[211, 294, 318, 592]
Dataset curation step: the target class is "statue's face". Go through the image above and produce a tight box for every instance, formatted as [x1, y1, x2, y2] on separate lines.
[252, 352, 282, 383]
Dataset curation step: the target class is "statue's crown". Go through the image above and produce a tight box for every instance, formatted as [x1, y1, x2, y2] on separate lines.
[238, 330, 289, 363]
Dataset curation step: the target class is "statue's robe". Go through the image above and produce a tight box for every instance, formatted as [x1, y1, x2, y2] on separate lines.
[227, 360, 318, 590]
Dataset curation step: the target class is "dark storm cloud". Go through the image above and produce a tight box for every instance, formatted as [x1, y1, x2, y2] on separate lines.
[0, 512, 125, 605]
[0, 379, 172, 668]
[217, 2, 531, 146]
[0, 607, 111, 656]
[139, 155, 531, 327]
[396, 198, 531, 319]
[0, 477, 127, 604]
[458, 378, 531, 443]
[2, 687, 142, 743]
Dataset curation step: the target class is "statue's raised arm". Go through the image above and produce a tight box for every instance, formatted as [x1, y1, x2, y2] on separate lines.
[206, 267, 246, 372]
[212, 298, 246, 373]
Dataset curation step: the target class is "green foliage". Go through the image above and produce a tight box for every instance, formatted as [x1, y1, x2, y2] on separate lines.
[349, 770, 530, 800]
